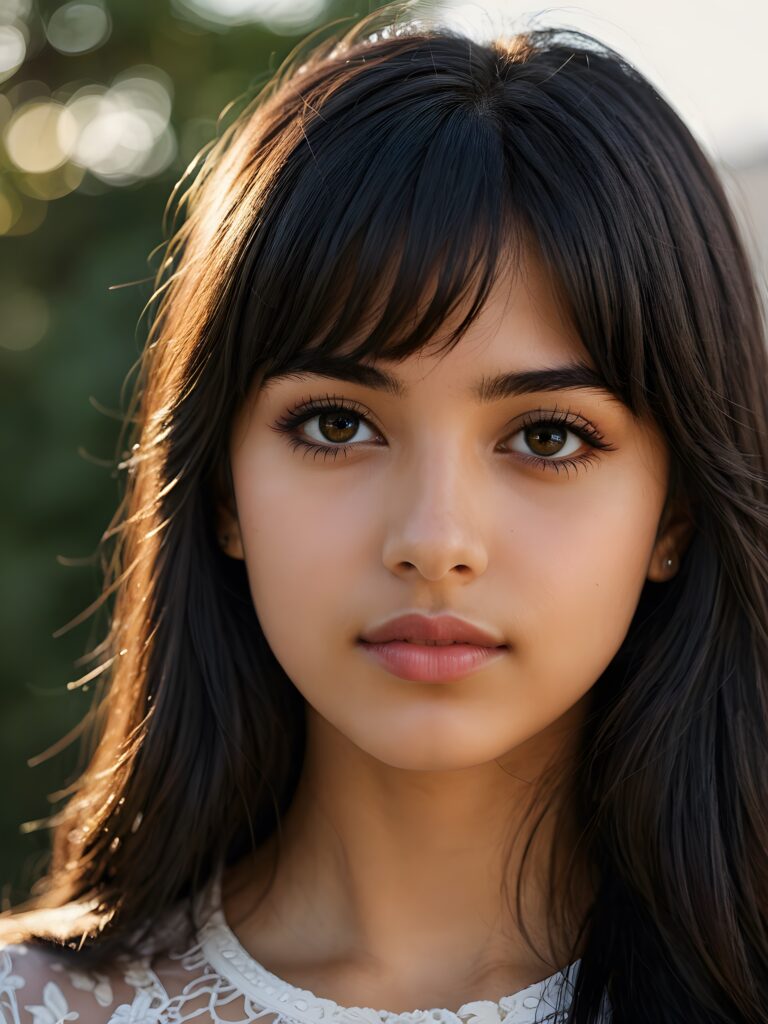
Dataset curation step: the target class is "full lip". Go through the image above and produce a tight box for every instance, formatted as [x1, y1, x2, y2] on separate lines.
[358, 612, 507, 647]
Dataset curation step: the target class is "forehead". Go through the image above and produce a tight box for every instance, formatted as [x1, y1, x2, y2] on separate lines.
[403, 257, 590, 380]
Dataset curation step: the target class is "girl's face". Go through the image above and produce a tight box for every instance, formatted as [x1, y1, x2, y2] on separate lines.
[227, 250, 677, 772]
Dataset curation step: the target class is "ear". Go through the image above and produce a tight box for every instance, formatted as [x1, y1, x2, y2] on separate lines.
[647, 489, 695, 583]
[213, 460, 245, 561]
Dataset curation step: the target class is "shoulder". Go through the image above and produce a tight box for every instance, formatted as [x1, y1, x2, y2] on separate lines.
[0, 884, 271, 1024]
[0, 939, 171, 1024]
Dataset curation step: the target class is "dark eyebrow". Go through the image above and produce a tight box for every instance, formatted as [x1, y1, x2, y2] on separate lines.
[262, 356, 618, 403]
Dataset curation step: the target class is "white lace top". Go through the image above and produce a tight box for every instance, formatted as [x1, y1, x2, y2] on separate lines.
[0, 869, 589, 1024]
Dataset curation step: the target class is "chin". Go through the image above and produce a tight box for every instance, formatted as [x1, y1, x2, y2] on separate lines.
[350, 716, 533, 773]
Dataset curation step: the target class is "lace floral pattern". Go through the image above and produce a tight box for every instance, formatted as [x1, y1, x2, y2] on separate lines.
[0, 873, 590, 1024]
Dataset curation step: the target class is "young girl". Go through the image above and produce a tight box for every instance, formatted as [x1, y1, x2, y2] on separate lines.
[2, 3, 766, 1022]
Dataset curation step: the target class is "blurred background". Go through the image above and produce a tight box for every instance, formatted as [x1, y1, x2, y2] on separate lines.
[1, 0, 766, 903]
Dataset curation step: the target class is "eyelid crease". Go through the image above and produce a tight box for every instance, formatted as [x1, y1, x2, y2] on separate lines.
[272, 392, 614, 438]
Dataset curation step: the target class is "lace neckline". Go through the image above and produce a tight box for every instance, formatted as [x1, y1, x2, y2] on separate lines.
[193, 867, 580, 1024]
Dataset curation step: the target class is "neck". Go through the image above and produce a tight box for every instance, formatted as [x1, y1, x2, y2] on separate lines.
[221, 702, 593, 1012]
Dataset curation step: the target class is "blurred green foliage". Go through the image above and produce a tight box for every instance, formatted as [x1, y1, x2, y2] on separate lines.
[0, 0, 383, 904]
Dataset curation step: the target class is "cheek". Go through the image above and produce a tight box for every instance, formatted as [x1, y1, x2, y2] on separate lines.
[231, 450, 370, 664]
[507, 461, 666, 715]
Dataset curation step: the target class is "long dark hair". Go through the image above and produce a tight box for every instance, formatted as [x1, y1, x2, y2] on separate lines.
[3, 3, 767, 1021]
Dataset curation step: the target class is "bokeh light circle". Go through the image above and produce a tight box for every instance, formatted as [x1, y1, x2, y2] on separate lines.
[4, 100, 78, 173]
[0, 24, 27, 83]
[45, 2, 112, 56]
[63, 67, 176, 184]
[174, 0, 326, 33]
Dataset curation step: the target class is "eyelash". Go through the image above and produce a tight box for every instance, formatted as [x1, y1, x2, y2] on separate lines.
[270, 392, 616, 477]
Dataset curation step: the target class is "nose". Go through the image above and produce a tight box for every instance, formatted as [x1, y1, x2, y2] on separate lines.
[380, 445, 489, 583]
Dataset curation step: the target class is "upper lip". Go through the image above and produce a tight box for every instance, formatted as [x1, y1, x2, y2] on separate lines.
[359, 613, 507, 647]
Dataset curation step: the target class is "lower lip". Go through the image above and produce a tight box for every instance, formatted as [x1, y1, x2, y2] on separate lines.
[357, 640, 507, 682]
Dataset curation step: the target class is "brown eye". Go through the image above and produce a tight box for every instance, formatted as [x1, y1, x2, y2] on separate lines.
[306, 410, 376, 446]
[506, 421, 583, 462]
[317, 411, 359, 443]
[524, 425, 568, 457]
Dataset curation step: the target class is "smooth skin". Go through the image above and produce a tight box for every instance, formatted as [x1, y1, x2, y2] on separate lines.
[216, 246, 694, 1012]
